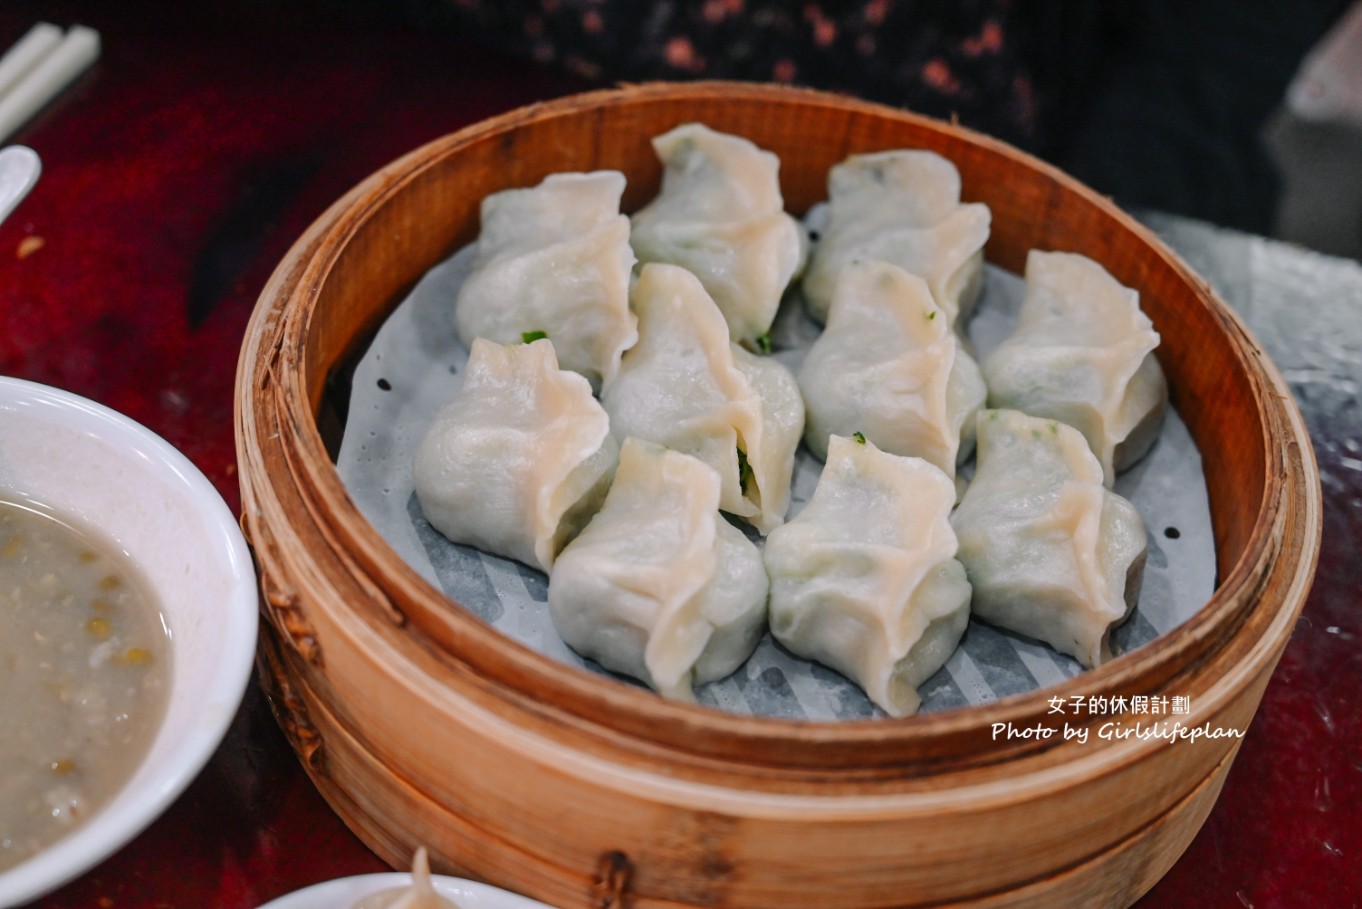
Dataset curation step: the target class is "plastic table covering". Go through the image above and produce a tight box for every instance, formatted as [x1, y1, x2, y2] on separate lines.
[0, 3, 1357, 907]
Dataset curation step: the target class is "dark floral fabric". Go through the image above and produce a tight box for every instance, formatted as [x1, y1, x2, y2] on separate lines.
[433, 0, 1069, 151]
[367, 0, 1348, 231]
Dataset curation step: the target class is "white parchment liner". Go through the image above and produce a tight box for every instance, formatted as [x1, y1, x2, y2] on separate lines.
[337, 243, 1214, 720]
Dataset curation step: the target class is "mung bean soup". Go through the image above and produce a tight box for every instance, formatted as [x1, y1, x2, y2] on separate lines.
[0, 498, 170, 870]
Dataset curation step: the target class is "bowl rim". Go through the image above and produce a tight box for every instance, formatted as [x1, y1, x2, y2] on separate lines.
[0, 376, 259, 906]
[254, 871, 554, 909]
[236, 81, 1323, 772]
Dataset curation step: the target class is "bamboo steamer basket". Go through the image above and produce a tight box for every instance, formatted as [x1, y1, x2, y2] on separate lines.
[234, 82, 1322, 909]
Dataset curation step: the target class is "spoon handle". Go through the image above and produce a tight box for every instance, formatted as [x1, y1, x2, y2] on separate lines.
[0, 144, 41, 225]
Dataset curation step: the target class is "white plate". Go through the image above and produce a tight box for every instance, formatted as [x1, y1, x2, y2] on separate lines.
[256, 873, 555, 909]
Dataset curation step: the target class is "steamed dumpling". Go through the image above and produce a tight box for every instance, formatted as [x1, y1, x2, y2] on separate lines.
[802, 149, 991, 329]
[951, 409, 1147, 668]
[763, 434, 972, 717]
[981, 250, 1168, 484]
[351, 848, 460, 909]
[629, 123, 807, 348]
[548, 437, 769, 700]
[798, 259, 986, 476]
[601, 263, 804, 534]
[413, 338, 617, 572]
[454, 171, 637, 391]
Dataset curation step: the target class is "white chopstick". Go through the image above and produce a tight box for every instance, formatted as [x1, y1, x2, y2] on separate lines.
[0, 22, 64, 98]
[0, 23, 101, 143]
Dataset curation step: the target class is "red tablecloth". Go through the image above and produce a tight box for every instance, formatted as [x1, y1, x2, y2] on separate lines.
[1, 3, 1356, 907]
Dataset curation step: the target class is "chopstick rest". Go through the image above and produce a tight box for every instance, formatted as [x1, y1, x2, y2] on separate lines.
[0, 24, 100, 143]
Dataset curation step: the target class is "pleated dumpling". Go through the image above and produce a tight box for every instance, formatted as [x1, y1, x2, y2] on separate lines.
[351, 849, 457, 909]
[629, 123, 807, 348]
[601, 263, 804, 534]
[454, 171, 637, 391]
[412, 338, 618, 573]
[798, 259, 986, 476]
[763, 434, 972, 717]
[951, 409, 1147, 668]
[982, 250, 1168, 485]
[548, 437, 769, 700]
[802, 149, 991, 329]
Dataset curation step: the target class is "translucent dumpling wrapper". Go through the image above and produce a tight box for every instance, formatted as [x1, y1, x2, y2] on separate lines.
[798, 259, 986, 477]
[601, 263, 804, 534]
[802, 149, 991, 329]
[629, 122, 807, 348]
[763, 434, 972, 717]
[412, 338, 618, 573]
[453, 170, 638, 391]
[982, 249, 1168, 485]
[951, 409, 1147, 668]
[351, 848, 462, 909]
[547, 437, 769, 700]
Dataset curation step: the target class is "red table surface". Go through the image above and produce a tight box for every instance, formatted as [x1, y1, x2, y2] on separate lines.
[0, 3, 1356, 907]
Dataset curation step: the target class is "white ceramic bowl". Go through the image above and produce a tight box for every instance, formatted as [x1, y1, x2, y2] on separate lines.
[0, 377, 258, 906]
[256, 873, 554, 909]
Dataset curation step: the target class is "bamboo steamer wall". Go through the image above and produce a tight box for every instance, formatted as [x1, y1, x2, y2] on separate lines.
[234, 83, 1322, 909]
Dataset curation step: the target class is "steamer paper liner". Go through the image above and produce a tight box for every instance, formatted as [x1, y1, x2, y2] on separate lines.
[337, 245, 1214, 719]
